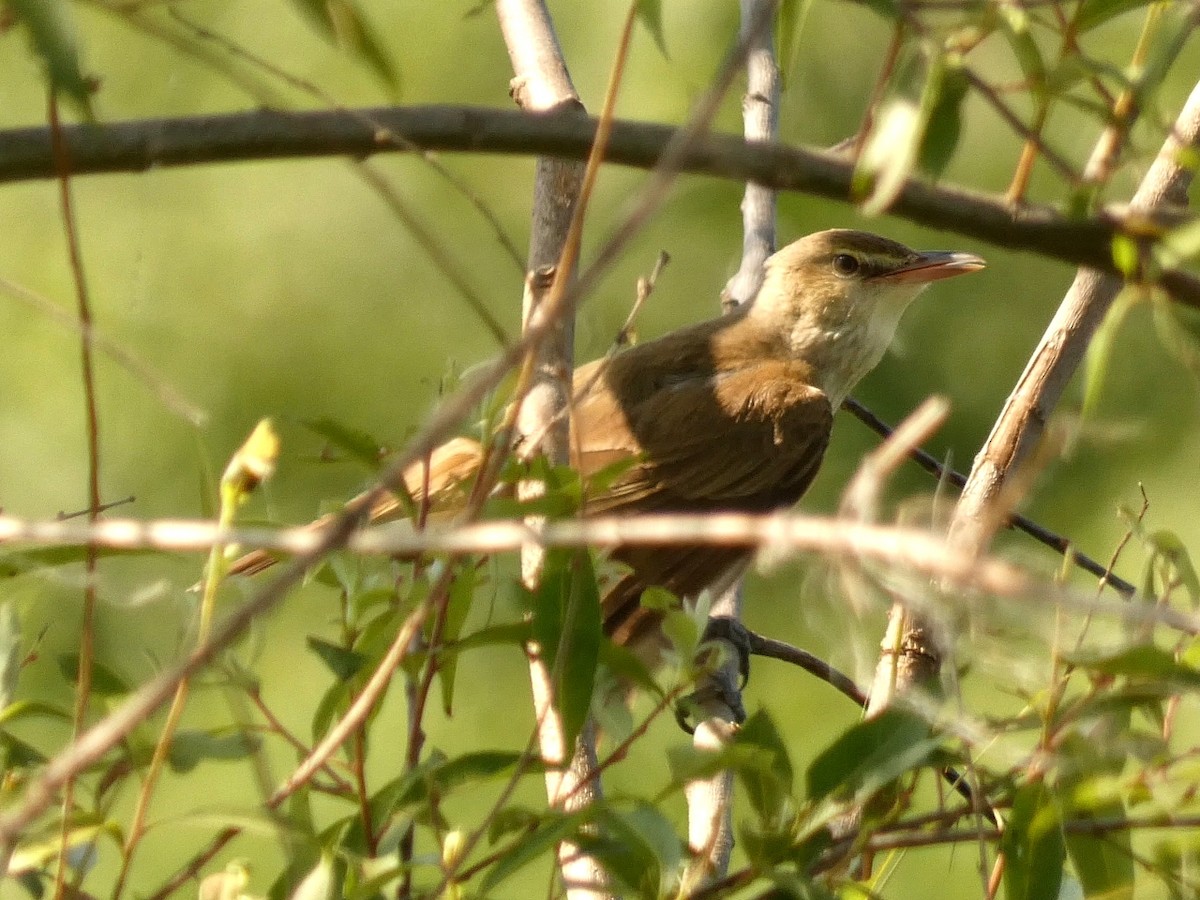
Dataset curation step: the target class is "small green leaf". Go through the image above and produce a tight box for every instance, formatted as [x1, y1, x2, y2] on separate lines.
[436, 565, 478, 716]
[168, 729, 260, 773]
[918, 63, 969, 179]
[805, 708, 935, 803]
[480, 812, 584, 893]
[1075, 0, 1160, 32]
[6, 0, 93, 115]
[635, 0, 667, 56]
[57, 655, 131, 697]
[734, 711, 795, 821]
[301, 418, 385, 470]
[306, 636, 368, 682]
[776, 0, 816, 90]
[288, 0, 400, 92]
[1081, 286, 1139, 418]
[1063, 645, 1200, 688]
[529, 549, 602, 750]
[1001, 781, 1065, 900]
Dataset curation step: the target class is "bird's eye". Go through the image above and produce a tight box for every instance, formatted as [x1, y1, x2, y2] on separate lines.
[832, 253, 860, 277]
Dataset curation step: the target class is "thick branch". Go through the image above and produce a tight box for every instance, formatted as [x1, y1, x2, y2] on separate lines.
[3, 105, 1199, 305]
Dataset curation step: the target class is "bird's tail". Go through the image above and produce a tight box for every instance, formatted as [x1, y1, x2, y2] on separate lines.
[224, 436, 484, 578]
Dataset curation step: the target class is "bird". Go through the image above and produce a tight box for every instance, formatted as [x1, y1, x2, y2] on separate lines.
[229, 229, 984, 649]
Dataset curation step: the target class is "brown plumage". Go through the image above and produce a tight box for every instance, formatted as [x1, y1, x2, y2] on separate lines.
[228, 230, 984, 648]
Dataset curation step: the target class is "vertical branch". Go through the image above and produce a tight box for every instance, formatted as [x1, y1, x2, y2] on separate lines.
[685, 0, 780, 888]
[868, 79, 1200, 701]
[494, 2, 601, 897]
[47, 96, 102, 900]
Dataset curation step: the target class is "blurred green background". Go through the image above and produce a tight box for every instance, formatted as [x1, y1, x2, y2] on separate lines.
[2, 1, 1200, 897]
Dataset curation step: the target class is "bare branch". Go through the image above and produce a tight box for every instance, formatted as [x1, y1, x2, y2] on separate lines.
[5, 106, 1200, 305]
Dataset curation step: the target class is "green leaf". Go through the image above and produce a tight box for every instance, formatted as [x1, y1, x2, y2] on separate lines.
[776, 0, 816, 91]
[301, 418, 385, 470]
[0, 546, 143, 578]
[57, 654, 131, 697]
[856, 48, 944, 215]
[918, 63, 969, 179]
[1075, 0, 1160, 32]
[1064, 645, 1200, 688]
[480, 812, 584, 893]
[1061, 777, 1134, 900]
[1145, 528, 1200, 606]
[0, 603, 21, 713]
[168, 729, 260, 774]
[635, 0, 667, 56]
[288, 0, 400, 92]
[734, 711, 795, 821]
[306, 636, 368, 682]
[529, 550, 602, 750]
[805, 708, 935, 803]
[6, 0, 93, 115]
[1082, 286, 1139, 418]
[437, 564, 479, 716]
[999, 5, 1047, 93]
[1001, 781, 1065, 900]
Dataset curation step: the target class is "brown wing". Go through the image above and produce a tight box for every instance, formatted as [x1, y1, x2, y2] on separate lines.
[574, 359, 833, 635]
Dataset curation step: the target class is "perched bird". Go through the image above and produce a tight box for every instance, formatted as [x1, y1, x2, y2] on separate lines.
[230, 229, 984, 647]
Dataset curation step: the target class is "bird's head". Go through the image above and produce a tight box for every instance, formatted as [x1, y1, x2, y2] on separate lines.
[751, 229, 985, 405]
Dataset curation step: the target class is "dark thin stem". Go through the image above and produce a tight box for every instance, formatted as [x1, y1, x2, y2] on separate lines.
[841, 397, 1137, 598]
[48, 94, 104, 900]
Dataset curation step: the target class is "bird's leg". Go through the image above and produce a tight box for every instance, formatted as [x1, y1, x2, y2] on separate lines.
[674, 616, 752, 733]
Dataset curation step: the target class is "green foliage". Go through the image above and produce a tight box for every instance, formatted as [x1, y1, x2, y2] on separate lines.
[5, 0, 92, 114]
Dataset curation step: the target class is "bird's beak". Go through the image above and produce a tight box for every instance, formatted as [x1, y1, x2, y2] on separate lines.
[871, 250, 986, 284]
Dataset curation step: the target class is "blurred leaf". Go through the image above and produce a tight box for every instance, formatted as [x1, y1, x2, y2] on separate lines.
[168, 729, 260, 774]
[289, 853, 334, 900]
[301, 418, 385, 470]
[1153, 301, 1200, 394]
[1062, 795, 1134, 900]
[598, 639, 664, 700]
[734, 711, 794, 821]
[530, 549, 602, 750]
[0, 731, 47, 768]
[918, 62, 969, 179]
[1075, 0, 1160, 32]
[288, 0, 400, 92]
[437, 564, 478, 715]
[999, 5, 1047, 93]
[0, 546, 142, 578]
[6, 0, 93, 115]
[1144, 528, 1200, 606]
[856, 49, 946, 215]
[585, 809, 663, 898]
[1063, 645, 1200, 688]
[306, 636, 368, 682]
[0, 699, 71, 727]
[0, 603, 20, 712]
[1135, 3, 1195, 112]
[1001, 781, 1065, 900]
[57, 655, 131, 697]
[1082, 287, 1138, 418]
[480, 812, 584, 893]
[805, 708, 935, 803]
[777, 0, 815, 90]
[635, 0, 667, 56]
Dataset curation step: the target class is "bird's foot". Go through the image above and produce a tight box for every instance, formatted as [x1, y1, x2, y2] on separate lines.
[674, 616, 752, 733]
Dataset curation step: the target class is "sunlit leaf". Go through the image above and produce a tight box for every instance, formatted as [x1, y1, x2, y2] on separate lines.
[0, 603, 21, 713]
[1001, 780, 1065, 900]
[290, 853, 335, 900]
